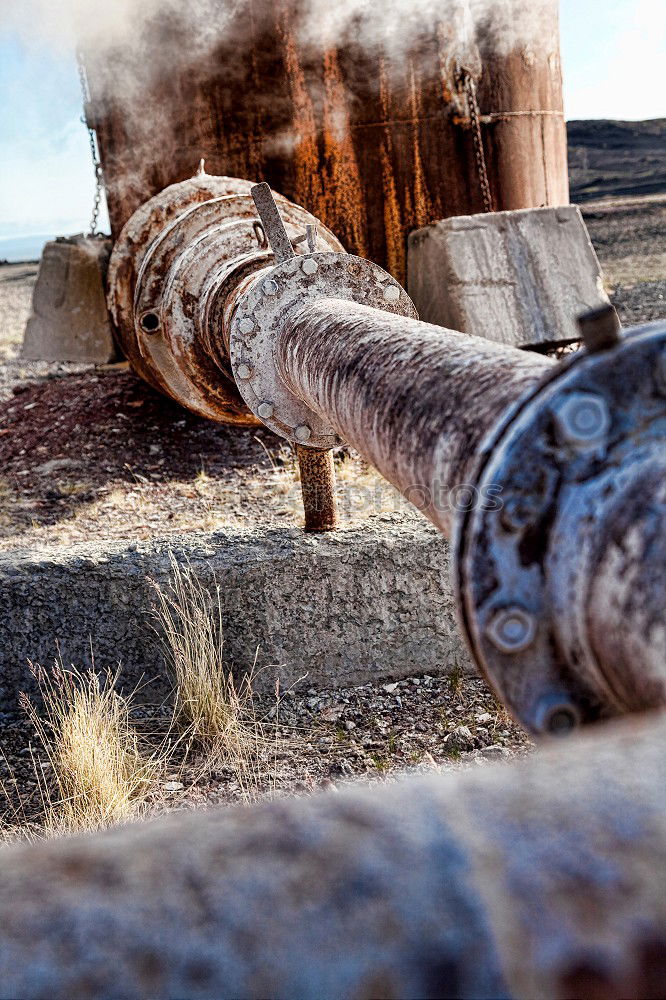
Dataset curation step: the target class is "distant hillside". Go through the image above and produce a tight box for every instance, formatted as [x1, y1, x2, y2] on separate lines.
[568, 119, 666, 201]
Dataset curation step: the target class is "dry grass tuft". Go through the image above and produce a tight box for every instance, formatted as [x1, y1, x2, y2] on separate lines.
[151, 555, 294, 801]
[1, 555, 302, 842]
[19, 661, 165, 836]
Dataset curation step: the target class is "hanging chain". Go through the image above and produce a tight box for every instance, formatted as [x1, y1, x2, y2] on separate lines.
[462, 71, 494, 214]
[76, 49, 104, 237]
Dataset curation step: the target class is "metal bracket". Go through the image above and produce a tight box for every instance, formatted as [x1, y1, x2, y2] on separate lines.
[251, 183, 295, 264]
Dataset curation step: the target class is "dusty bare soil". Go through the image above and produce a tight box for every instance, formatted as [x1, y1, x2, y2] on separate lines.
[0, 194, 662, 836]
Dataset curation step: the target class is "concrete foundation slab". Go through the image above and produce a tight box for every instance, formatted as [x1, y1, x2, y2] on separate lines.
[0, 515, 471, 709]
[22, 236, 118, 363]
[407, 205, 610, 349]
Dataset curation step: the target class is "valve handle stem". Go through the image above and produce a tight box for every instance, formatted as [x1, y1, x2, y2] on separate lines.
[251, 183, 295, 264]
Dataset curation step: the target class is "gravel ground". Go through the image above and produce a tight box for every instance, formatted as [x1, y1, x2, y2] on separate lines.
[581, 195, 666, 324]
[0, 194, 662, 837]
[1, 672, 530, 833]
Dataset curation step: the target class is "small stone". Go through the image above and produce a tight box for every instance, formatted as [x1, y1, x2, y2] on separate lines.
[34, 457, 80, 475]
[320, 704, 344, 722]
[382, 683, 399, 694]
[162, 781, 184, 792]
[479, 745, 509, 758]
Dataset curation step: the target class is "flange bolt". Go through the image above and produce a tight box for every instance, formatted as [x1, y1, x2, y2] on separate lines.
[533, 694, 580, 736]
[486, 607, 537, 654]
[294, 425, 312, 442]
[383, 284, 401, 303]
[552, 392, 610, 449]
[257, 401, 274, 419]
[236, 364, 252, 380]
[577, 304, 621, 353]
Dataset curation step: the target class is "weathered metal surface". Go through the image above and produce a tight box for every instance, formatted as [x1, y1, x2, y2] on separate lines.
[107, 172, 342, 422]
[23, 236, 117, 363]
[266, 296, 666, 728]
[251, 181, 296, 265]
[0, 713, 664, 998]
[229, 253, 416, 447]
[296, 445, 339, 532]
[276, 296, 552, 534]
[84, 0, 568, 280]
[456, 321, 666, 732]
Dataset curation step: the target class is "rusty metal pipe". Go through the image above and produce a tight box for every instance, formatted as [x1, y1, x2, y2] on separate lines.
[296, 445, 339, 532]
[267, 296, 666, 731]
[0, 713, 664, 998]
[107, 173, 344, 423]
[110, 178, 666, 732]
[278, 297, 553, 535]
[560, 467, 666, 715]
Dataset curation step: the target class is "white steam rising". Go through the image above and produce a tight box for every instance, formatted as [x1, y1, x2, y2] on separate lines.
[3, 0, 556, 62]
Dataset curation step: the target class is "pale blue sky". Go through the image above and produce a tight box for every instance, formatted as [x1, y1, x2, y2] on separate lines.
[0, 0, 664, 239]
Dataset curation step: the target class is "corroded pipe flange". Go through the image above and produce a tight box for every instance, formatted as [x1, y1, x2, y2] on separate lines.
[107, 171, 342, 422]
[456, 322, 666, 734]
[228, 252, 416, 447]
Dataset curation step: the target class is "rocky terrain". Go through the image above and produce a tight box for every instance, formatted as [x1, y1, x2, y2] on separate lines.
[568, 118, 666, 201]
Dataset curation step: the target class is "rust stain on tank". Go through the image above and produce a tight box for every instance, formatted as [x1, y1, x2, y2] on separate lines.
[407, 62, 435, 230]
[321, 48, 367, 257]
[86, 0, 568, 273]
[279, 12, 326, 222]
[379, 61, 405, 279]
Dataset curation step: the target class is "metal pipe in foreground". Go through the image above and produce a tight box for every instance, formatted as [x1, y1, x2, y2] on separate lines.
[229, 236, 665, 733]
[0, 713, 664, 999]
[278, 298, 552, 535]
[271, 296, 666, 733]
[108, 177, 666, 733]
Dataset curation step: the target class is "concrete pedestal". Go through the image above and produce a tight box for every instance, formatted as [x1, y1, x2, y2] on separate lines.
[0, 516, 472, 708]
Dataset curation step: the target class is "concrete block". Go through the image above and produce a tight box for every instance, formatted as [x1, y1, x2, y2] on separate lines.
[22, 236, 119, 363]
[0, 516, 472, 710]
[407, 205, 610, 349]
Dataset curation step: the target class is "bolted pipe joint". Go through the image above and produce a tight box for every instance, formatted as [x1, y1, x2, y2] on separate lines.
[110, 176, 666, 734]
[228, 185, 417, 448]
[456, 321, 666, 733]
[107, 172, 343, 423]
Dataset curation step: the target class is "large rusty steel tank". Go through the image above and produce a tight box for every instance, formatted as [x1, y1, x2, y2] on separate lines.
[84, 0, 568, 286]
